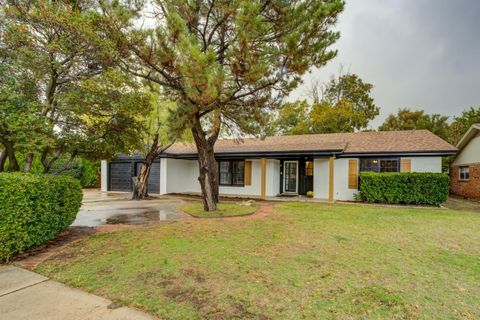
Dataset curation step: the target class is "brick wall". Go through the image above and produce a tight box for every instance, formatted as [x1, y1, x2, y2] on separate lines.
[450, 163, 480, 200]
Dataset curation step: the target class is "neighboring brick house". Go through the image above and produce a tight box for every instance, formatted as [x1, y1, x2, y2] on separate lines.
[450, 124, 480, 200]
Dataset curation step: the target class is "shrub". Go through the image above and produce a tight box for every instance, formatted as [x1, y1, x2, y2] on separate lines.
[0, 173, 83, 261]
[66, 158, 99, 188]
[358, 172, 449, 205]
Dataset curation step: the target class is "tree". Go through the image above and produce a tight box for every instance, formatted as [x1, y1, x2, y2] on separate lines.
[269, 100, 310, 135]
[320, 73, 379, 130]
[103, 0, 345, 210]
[379, 108, 450, 141]
[269, 72, 379, 135]
[56, 69, 152, 172]
[0, 62, 47, 172]
[132, 94, 177, 200]
[309, 99, 365, 133]
[450, 107, 480, 144]
[1, 0, 120, 172]
[1, 1, 147, 173]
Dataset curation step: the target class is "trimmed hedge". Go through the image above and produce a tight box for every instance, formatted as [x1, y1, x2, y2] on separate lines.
[0, 173, 83, 261]
[358, 172, 449, 205]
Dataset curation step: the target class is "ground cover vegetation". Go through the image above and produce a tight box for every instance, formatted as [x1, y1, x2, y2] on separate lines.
[36, 202, 480, 319]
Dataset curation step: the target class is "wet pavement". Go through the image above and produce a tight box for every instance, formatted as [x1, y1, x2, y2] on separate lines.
[72, 190, 190, 227]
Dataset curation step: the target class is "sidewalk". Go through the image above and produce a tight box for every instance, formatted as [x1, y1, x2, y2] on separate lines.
[0, 266, 157, 320]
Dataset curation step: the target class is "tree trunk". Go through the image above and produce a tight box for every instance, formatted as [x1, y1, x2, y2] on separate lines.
[131, 134, 170, 200]
[132, 158, 153, 200]
[23, 152, 34, 172]
[191, 120, 219, 211]
[5, 143, 19, 172]
[0, 150, 6, 172]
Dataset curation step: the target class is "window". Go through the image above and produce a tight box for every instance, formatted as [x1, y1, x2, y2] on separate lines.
[305, 161, 314, 176]
[219, 160, 245, 186]
[459, 166, 470, 181]
[219, 161, 231, 185]
[380, 159, 398, 172]
[360, 159, 399, 173]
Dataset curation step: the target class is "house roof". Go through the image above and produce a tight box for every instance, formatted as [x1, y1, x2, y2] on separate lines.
[456, 124, 480, 151]
[164, 130, 457, 158]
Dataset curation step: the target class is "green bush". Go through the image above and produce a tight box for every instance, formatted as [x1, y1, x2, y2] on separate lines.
[0, 173, 83, 261]
[66, 158, 99, 188]
[358, 172, 449, 205]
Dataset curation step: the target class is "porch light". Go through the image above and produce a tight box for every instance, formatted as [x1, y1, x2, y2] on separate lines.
[372, 159, 378, 164]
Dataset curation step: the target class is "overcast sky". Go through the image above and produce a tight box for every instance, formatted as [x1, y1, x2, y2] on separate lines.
[289, 0, 480, 128]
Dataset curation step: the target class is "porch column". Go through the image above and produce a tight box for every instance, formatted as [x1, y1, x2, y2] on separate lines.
[260, 158, 267, 199]
[100, 160, 108, 192]
[328, 156, 335, 203]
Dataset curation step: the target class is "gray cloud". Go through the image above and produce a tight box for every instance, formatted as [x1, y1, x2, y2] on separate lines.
[290, 0, 480, 128]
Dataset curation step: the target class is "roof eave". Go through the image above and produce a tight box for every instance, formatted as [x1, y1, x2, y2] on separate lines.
[456, 124, 480, 151]
[160, 149, 345, 159]
[339, 150, 457, 157]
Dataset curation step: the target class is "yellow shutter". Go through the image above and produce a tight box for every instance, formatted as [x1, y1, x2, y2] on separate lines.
[244, 160, 252, 185]
[400, 159, 411, 172]
[348, 159, 358, 189]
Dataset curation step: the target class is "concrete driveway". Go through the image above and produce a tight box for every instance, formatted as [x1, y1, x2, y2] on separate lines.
[0, 266, 157, 320]
[73, 190, 191, 227]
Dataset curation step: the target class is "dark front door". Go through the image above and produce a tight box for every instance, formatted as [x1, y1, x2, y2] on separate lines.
[283, 161, 298, 193]
[304, 160, 314, 194]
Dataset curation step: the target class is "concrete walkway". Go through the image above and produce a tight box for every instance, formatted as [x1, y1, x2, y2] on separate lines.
[73, 190, 189, 227]
[0, 266, 157, 320]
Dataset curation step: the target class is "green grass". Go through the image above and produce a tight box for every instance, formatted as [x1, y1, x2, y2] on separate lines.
[35, 203, 480, 319]
[182, 202, 257, 218]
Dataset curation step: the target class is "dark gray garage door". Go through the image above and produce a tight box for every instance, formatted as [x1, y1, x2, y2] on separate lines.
[109, 162, 133, 192]
[135, 162, 160, 194]
[109, 160, 161, 194]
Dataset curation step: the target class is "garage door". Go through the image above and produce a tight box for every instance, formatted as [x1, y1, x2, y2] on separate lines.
[109, 162, 133, 192]
[109, 160, 161, 193]
[135, 162, 160, 194]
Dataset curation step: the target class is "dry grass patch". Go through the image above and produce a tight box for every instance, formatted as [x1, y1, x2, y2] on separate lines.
[182, 201, 257, 218]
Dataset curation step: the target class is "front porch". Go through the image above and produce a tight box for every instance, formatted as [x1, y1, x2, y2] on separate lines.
[256, 156, 336, 202]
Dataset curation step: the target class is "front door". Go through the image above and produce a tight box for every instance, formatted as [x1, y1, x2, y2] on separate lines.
[283, 161, 298, 193]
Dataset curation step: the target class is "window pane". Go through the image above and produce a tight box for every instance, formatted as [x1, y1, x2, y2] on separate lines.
[305, 161, 314, 176]
[360, 159, 378, 172]
[460, 167, 470, 180]
[380, 159, 398, 172]
[232, 161, 245, 185]
[219, 161, 231, 185]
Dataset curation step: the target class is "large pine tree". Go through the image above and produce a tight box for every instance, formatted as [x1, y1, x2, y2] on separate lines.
[104, 0, 345, 210]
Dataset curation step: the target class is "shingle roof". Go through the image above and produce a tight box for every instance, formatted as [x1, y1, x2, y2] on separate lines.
[164, 130, 457, 156]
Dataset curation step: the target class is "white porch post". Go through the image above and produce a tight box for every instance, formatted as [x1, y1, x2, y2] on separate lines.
[160, 158, 168, 195]
[100, 160, 108, 192]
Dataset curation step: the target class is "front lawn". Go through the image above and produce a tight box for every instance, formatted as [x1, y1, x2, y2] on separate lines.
[35, 202, 480, 319]
[183, 201, 257, 218]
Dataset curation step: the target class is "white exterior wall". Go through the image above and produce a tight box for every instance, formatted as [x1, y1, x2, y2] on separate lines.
[220, 159, 280, 197]
[220, 159, 262, 196]
[100, 160, 108, 192]
[160, 158, 201, 195]
[107, 155, 444, 200]
[313, 156, 443, 201]
[453, 134, 480, 166]
[313, 157, 358, 201]
[159, 158, 281, 197]
[333, 158, 358, 201]
[313, 159, 329, 199]
[402, 157, 442, 172]
[266, 159, 280, 197]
